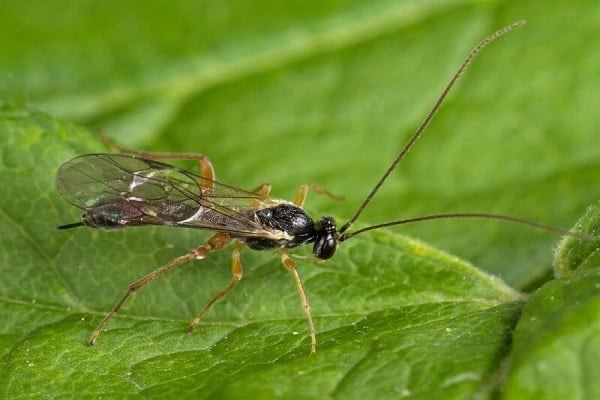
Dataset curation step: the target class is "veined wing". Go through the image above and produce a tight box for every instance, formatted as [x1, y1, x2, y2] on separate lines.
[56, 153, 275, 235]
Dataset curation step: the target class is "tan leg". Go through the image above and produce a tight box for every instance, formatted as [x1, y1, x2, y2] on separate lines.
[135, 151, 215, 193]
[95, 130, 129, 153]
[281, 252, 316, 355]
[293, 184, 343, 207]
[245, 183, 271, 207]
[188, 242, 244, 332]
[88, 232, 231, 345]
[249, 183, 271, 197]
[95, 130, 215, 190]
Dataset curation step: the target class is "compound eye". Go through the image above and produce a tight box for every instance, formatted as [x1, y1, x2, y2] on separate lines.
[313, 233, 336, 259]
[313, 216, 337, 259]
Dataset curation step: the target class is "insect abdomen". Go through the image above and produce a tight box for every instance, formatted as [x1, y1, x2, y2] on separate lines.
[82, 202, 135, 229]
[82, 199, 197, 229]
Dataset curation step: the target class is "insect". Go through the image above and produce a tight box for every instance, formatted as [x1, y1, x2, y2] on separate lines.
[58, 21, 557, 355]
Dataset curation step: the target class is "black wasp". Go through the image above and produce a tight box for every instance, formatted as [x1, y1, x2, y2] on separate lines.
[57, 21, 549, 355]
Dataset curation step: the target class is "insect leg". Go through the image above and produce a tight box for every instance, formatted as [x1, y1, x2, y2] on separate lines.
[293, 184, 343, 207]
[187, 242, 244, 333]
[88, 232, 231, 345]
[281, 252, 316, 355]
[249, 183, 271, 197]
[95, 131, 216, 190]
[135, 151, 216, 192]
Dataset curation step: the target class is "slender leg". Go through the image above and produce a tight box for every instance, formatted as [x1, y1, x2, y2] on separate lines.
[136, 151, 215, 193]
[95, 130, 215, 190]
[186, 182, 269, 333]
[188, 242, 244, 332]
[287, 184, 332, 354]
[281, 252, 316, 355]
[249, 183, 271, 197]
[293, 184, 343, 207]
[88, 232, 231, 345]
[138, 151, 215, 190]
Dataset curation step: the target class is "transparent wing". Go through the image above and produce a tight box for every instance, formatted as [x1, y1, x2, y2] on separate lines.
[56, 153, 272, 235]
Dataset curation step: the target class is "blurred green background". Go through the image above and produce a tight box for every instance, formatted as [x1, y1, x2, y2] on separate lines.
[2, 0, 599, 288]
[1, 1, 600, 398]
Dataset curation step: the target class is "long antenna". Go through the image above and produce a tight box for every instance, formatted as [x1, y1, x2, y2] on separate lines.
[339, 20, 526, 234]
[338, 212, 595, 242]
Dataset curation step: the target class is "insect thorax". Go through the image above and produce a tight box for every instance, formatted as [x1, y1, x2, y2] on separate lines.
[241, 203, 338, 260]
[241, 203, 318, 250]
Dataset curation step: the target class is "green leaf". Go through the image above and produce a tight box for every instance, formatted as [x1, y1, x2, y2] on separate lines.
[2, 1, 599, 290]
[504, 269, 600, 400]
[1, 105, 523, 398]
[503, 203, 600, 399]
[553, 202, 600, 278]
[1, 0, 600, 398]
